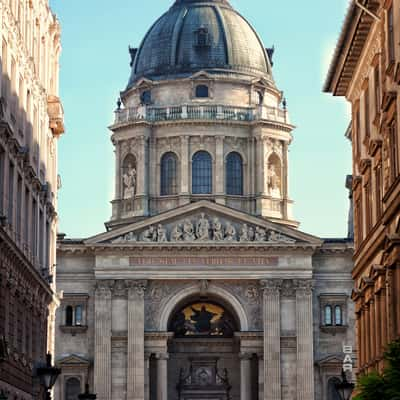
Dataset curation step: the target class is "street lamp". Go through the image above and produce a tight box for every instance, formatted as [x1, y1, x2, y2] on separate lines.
[37, 353, 61, 400]
[335, 369, 355, 400]
[78, 384, 97, 400]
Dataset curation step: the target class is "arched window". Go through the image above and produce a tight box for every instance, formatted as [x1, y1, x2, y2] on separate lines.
[75, 305, 83, 326]
[66, 306, 73, 326]
[65, 377, 81, 400]
[226, 152, 243, 195]
[192, 151, 212, 194]
[195, 85, 209, 98]
[324, 305, 332, 326]
[335, 306, 342, 326]
[161, 152, 178, 196]
[140, 90, 151, 105]
[257, 91, 264, 105]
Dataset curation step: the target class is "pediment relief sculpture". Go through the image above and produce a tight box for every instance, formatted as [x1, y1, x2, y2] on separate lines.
[111, 212, 296, 244]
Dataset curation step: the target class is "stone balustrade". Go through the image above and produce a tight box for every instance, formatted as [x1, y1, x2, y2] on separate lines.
[114, 104, 287, 125]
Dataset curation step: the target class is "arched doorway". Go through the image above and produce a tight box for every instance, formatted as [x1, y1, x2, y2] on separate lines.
[165, 297, 241, 400]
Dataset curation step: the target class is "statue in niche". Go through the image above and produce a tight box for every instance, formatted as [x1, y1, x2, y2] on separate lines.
[191, 305, 217, 333]
[183, 219, 196, 241]
[267, 163, 281, 198]
[142, 225, 156, 242]
[212, 217, 224, 241]
[171, 223, 183, 242]
[224, 222, 236, 241]
[123, 163, 137, 199]
[255, 226, 267, 241]
[239, 224, 249, 242]
[196, 213, 210, 241]
[157, 224, 168, 242]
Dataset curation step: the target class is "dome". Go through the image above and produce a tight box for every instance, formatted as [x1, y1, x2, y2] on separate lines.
[127, 0, 273, 88]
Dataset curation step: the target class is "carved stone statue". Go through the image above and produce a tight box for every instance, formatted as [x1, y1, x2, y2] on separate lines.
[212, 217, 224, 241]
[157, 224, 168, 242]
[255, 226, 267, 241]
[196, 213, 210, 241]
[224, 222, 236, 241]
[267, 163, 281, 198]
[123, 163, 137, 199]
[248, 226, 255, 241]
[171, 223, 183, 242]
[142, 225, 156, 242]
[183, 219, 196, 241]
[239, 224, 249, 242]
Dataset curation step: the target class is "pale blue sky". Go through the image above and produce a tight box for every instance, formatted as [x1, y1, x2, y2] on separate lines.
[49, 0, 351, 239]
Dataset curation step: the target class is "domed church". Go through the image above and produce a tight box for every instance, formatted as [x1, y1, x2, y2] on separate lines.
[54, 1, 355, 400]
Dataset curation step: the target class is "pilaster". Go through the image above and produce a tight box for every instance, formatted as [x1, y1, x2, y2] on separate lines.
[260, 279, 282, 400]
[215, 136, 225, 203]
[155, 352, 169, 400]
[94, 280, 113, 400]
[294, 279, 314, 400]
[127, 280, 148, 400]
[180, 135, 190, 199]
[239, 352, 252, 400]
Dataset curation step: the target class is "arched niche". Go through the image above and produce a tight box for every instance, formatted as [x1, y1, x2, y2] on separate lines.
[267, 152, 282, 198]
[65, 377, 81, 400]
[159, 284, 248, 332]
[122, 153, 137, 199]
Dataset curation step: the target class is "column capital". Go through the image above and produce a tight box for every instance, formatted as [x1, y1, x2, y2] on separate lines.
[155, 352, 169, 361]
[293, 279, 313, 294]
[239, 352, 253, 361]
[95, 280, 114, 298]
[260, 279, 283, 295]
[127, 279, 148, 299]
[112, 280, 127, 298]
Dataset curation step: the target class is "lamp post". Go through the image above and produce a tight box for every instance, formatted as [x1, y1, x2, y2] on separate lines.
[37, 353, 61, 400]
[335, 369, 355, 400]
[78, 384, 97, 400]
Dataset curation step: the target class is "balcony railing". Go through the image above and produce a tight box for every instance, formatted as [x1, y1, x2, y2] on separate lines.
[114, 104, 288, 125]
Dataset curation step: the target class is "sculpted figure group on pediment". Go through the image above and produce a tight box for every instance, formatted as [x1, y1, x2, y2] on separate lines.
[111, 213, 296, 244]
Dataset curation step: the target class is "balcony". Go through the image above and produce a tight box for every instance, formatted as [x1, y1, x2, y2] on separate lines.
[113, 104, 288, 126]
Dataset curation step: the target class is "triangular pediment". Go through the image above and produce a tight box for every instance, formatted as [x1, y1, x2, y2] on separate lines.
[56, 354, 90, 367]
[86, 201, 322, 247]
[189, 70, 214, 80]
[315, 354, 344, 367]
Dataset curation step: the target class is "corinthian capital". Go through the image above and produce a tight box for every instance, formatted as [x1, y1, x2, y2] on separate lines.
[95, 280, 114, 298]
[127, 279, 148, 299]
[260, 279, 283, 295]
[293, 279, 313, 294]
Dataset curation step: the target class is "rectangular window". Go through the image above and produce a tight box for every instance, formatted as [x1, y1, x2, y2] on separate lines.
[0, 147, 4, 214]
[24, 187, 29, 247]
[354, 108, 361, 157]
[16, 175, 22, 242]
[389, 119, 399, 182]
[2, 40, 8, 99]
[364, 181, 372, 232]
[39, 209, 44, 270]
[388, 6, 395, 64]
[7, 162, 14, 225]
[375, 164, 383, 220]
[374, 65, 380, 117]
[355, 197, 363, 247]
[365, 87, 370, 138]
[31, 198, 37, 259]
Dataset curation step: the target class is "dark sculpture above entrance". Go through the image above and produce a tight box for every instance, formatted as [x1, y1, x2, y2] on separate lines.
[170, 302, 236, 337]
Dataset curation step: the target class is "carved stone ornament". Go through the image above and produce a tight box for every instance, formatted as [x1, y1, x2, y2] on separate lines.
[110, 214, 297, 245]
[95, 280, 114, 297]
[293, 279, 313, 294]
[113, 280, 127, 298]
[127, 280, 148, 299]
[280, 280, 296, 297]
[260, 279, 283, 295]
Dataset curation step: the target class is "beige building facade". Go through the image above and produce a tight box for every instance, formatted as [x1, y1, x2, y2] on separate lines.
[0, 0, 64, 398]
[55, 1, 355, 400]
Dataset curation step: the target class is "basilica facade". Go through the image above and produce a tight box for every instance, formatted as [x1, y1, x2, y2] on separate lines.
[54, 1, 355, 400]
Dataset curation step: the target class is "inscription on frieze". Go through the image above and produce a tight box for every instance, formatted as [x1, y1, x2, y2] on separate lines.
[128, 256, 279, 267]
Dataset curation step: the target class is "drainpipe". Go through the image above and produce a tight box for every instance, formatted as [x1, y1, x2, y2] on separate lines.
[354, 0, 380, 22]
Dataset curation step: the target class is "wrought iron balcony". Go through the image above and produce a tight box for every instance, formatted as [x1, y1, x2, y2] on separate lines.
[113, 104, 288, 125]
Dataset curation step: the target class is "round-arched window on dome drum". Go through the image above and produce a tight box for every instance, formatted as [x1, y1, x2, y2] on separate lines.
[169, 302, 236, 337]
[161, 152, 178, 196]
[226, 152, 243, 195]
[192, 151, 212, 194]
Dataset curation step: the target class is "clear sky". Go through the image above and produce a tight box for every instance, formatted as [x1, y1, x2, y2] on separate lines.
[49, 0, 351, 239]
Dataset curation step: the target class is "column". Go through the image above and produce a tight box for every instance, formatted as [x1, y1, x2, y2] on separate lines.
[144, 353, 151, 400]
[239, 352, 252, 400]
[260, 279, 282, 400]
[136, 135, 149, 215]
[115, 142, 121, 199]
[295, 279, 314, 400]
[155, 353, 169, 400]
[127, 280, 147, 400]
[258, 353, 264, 400]
[94, 280, 113, 400]
[282, 141, 289, 219]
[149, 137, 157, 196]
[215, 136, 224, 203]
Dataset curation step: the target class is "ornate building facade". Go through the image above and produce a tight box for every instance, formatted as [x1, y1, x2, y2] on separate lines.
[55, 1, 354, 399]
[0, 0, 64, 398]
[325, 0, 400, 374]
